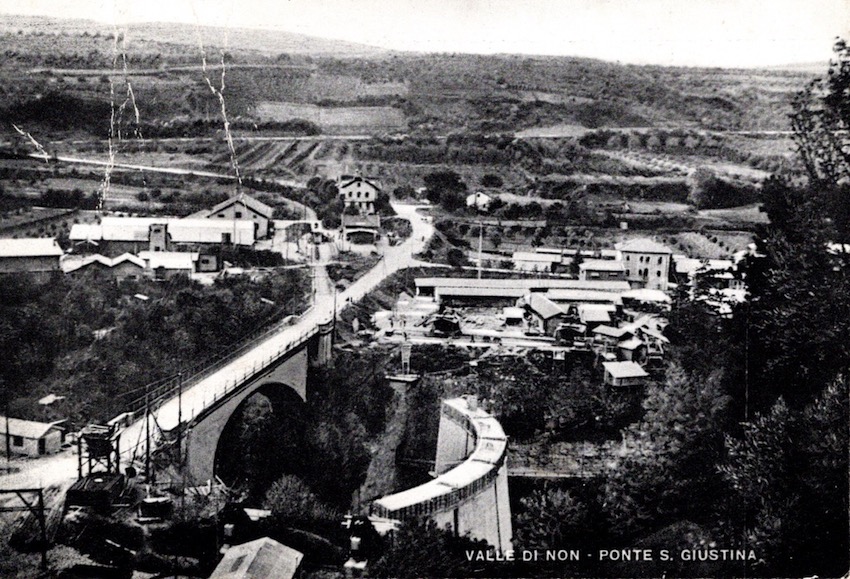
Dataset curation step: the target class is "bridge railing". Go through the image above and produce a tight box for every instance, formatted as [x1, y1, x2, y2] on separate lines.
[177, 321, 321, 425]
[125, 305, 323, 419]
[370, 398, 508, 520]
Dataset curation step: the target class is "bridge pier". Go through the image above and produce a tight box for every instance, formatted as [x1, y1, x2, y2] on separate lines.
[372, 397, 513, 553]
[311, 319, 335, 367]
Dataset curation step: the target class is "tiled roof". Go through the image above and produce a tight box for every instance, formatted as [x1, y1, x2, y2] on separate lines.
[339, 175, 381, 191]
[526, 293, 565, 319]
[71, 217, 255, 245]
[580, 259, 625, 272]
[207, 194, 274, 219]
[417, 278, 629, 292]
[65, 252, 146, 273]
[138, 251, 197, 270]
[616, 238, 672, 254]
[210, 537, 303, 579]
[342, 214, 381, 228]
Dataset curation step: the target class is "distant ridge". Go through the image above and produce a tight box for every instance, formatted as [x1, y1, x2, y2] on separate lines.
[0, 14, 390, 58]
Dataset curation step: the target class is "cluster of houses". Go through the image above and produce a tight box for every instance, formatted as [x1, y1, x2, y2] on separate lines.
[410, 275, 669, 386]
[512, 238, 673, 291]
[408, 236, 750, 387]
[0, 193, 278, 281]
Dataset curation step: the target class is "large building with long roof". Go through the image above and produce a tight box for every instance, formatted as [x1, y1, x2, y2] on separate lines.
[0, 238, 64, 275]
[70, 217, 255, 256]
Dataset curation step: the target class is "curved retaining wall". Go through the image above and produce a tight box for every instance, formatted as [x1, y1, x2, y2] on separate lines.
[371, 396, 512, 552]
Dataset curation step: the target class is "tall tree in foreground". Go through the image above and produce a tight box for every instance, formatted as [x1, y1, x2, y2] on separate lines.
[718, 377, 849, 577]
[790, 39, 850, 237]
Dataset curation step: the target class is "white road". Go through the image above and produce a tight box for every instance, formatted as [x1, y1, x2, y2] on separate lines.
[0, 202, 433, 490]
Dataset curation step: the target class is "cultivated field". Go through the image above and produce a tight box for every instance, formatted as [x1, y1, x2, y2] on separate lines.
[254, 101, 406, 133]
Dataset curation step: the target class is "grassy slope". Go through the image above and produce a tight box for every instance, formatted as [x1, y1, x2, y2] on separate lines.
[0, 15, 813, 137]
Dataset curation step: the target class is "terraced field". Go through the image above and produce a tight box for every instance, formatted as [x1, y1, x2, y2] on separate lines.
[254, 101, 406, 134]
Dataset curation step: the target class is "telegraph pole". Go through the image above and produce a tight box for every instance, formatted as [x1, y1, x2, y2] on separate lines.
[144, 384, 151, 481]
[477, 219, 483, 279]
[177, 371, 183, 467]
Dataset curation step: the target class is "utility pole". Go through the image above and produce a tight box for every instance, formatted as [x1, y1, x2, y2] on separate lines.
[144, 384, 151, 482]
[477, 219, 483, 279]
[177, 371, 183, 467]
[4, 409, 10, 468]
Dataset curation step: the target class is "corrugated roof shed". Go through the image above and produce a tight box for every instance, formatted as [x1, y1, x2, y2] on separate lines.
[526, 293, 565, 319]
[0, 417, 62, 440]
[0, 238, 63, 258]
[603, 361, 649, 379]
[210, 537, 303, 579]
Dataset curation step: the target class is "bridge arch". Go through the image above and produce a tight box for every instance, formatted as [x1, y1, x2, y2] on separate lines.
[213, 381, 307, 488]
[183, 346, 310, 484]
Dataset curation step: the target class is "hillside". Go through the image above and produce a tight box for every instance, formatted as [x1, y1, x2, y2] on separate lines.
[0, 15, 388, 58]
[0, 15, 813, 138]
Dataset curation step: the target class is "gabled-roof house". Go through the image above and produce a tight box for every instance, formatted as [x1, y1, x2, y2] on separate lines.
[0, 417, 64, 457]
[339, 175, 380, 215]
[200, 194, 275, 239]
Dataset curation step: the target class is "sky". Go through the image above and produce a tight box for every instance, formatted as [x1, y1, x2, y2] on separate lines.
[1, 0, 848, 67]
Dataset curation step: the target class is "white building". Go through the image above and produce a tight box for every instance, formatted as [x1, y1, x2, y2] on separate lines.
[0, 417, 64, 457]
[0, 238, 63, 275]
[70, 217, 255, 255]
[466, 191, 492, 211]
[615, 238, 673, 291]
[196, 193, 275, 239]
[339, 175, 380, 215]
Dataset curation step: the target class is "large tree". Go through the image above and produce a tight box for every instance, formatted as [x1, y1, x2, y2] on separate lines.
[791, 39, 850, 189]
[602, 364, 731, 538]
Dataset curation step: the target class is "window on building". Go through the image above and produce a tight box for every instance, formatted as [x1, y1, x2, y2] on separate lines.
[658, 256, 663, 264]
[235, 211, 242, 218]
[657, 271, 661, 277]
[12, 435, 23, 447]
[218, 214, 225, 218]
[625, 255, 630, 261]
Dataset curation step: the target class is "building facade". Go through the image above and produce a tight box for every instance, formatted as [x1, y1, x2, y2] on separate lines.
[616, 238, 673, 290]
[202, 194, 275, 239]
[339, 175, 380, 215]
[0, 417, 64, 457]
[0, 238, 63, 275]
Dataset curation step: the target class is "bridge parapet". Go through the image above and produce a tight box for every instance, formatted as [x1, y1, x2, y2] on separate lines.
[120, 306, 333, 433]
[371, 397, 512, 551]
